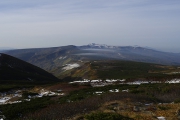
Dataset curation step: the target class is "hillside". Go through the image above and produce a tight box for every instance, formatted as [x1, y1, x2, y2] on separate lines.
[62, 60, 180, 81]
[0, 53, 59, 85]
[4, 45, 82, 72]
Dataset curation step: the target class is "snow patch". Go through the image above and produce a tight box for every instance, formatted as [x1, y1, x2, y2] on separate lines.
[166, 79, 180, 83]
[62, 63, 80, 70]
[59, 56, 67, 60]
[157, 116, 166, 120]
[0, 97, 11, 104]
[88, 43, 117, 49]
[109, 89, 119, 93]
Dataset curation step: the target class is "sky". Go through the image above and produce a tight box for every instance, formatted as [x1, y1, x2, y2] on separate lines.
[0, 0, 180, 52]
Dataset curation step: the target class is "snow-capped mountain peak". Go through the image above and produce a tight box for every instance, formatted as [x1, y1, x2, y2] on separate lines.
[88, 43, 116, 49]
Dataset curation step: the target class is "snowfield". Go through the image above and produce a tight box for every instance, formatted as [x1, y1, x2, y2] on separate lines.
[62, 63, 80, 71]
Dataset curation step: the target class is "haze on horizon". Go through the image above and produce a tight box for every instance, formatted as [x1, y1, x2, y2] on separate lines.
[0, 0, 180, 53]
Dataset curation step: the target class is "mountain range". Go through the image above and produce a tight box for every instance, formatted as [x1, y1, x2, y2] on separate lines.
[3, 43, 180, 78]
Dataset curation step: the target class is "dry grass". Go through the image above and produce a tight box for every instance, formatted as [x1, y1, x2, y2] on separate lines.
[96, 100, 180, 120]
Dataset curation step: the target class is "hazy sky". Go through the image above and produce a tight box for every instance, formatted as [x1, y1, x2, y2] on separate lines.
[0, 0, 180, 52]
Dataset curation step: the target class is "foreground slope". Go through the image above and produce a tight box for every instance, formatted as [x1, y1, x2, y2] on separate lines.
[0, 53, 59, 84]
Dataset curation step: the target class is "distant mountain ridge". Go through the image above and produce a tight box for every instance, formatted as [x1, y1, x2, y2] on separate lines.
[3, 44, 180, 78]
[82, 43, 150, 49]
[79, 43, 180, 65]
